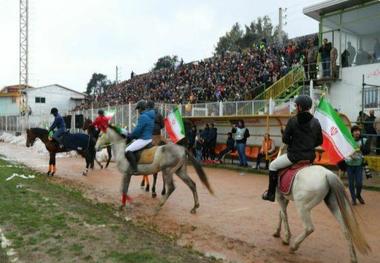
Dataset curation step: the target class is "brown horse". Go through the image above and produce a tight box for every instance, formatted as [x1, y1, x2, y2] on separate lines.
[83, 118, 112, 169]
[26, 128, 96, 176]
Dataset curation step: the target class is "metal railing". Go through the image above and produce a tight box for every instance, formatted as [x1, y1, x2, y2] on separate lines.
[255, 66, 304, 100]
[0, 99, 296, 134]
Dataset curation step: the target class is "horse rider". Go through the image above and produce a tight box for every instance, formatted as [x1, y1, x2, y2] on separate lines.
[92, 109, 111, 137]
[125, 100, 155, 173]
[262, 95, 323, 202]
[48, 107, 66, 148]
[146, 100, 165, 145]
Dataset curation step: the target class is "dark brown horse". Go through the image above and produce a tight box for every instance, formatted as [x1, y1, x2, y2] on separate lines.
[83, 118, 112, 169]
[26, 128, 96, 176]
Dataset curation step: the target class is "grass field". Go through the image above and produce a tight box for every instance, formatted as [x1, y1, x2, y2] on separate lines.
[0, 158, 219, 263]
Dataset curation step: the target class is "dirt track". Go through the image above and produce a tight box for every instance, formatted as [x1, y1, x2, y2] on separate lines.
[1, 142, 379, 263]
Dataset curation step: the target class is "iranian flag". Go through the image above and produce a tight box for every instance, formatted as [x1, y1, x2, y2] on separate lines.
[164, 108, 185, 143]
[314, 97, 359, 164]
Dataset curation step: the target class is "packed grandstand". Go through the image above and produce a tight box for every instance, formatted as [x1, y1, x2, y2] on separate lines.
[75, 34, 318, 110]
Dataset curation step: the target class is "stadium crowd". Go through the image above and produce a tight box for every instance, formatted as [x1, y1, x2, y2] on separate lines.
[76, 35, 317, 110]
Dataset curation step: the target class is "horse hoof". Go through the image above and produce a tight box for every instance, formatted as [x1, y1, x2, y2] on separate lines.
[145, 187, 150, 192]
[47, 171, 50, 176]
[289, 246, 297, 254]
[190, 208, 197, 214]
[152, 193, 157, 198]
[100, 165, 104, 169]
[51, 172, 55, 177]
[161, 190, 166, 196]
[119, 205, 125, 211]
[82, 172, 87, 176]
[282, 240, 289, 246]
[273, 232, 280, 238]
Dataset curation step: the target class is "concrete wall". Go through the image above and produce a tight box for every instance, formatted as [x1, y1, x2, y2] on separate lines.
[26, 85, 84, 116]
[0, 97, 21, 116]
[328, 63, 380, 120]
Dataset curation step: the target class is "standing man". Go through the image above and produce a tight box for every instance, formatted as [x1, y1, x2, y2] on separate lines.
[364, 110, 377, 153]
[319, 39, 332, 77]
[306, 38, 318, 79]
[345, 126, 367, 205]
[262, 95, 323, 202]
[232, 120, 250, 167]
[49, 108, 66, 148]
[209, 123, 218, 160]
[92, 109, 111, 135]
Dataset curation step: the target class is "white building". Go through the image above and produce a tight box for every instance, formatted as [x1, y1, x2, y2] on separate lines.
[304, 0, 380, 120]
[23, 84, 85, 116]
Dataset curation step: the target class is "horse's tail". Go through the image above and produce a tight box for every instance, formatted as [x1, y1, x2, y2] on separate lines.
[325, 172, 371, 255]
[185, 148, 214, 195]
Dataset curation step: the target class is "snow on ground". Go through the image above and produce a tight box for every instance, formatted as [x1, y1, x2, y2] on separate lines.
[0, 132, 111, 161]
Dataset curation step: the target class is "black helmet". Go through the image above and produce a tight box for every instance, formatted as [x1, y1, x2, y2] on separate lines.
[135, 100, 147, 111]
[295, 95, 313, 111]
[98, 109, 104, 115]
[50, 107, 58, 115]
[146, 100, 155, 109]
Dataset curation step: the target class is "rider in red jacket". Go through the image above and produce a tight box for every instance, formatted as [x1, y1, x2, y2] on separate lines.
[92, 110, 110, 133]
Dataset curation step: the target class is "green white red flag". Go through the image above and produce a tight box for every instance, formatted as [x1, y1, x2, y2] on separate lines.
[164, 108, 185, 143]
[314, 97, 359, 164]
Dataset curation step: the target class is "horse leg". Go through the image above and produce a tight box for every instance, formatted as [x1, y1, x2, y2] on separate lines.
[290, 201, 314, 253]
[105, 146, 112, 168]
[145, 176, 150, 192]
[121, 172, 132, 210]
[141, 176, 146, 188]
[325, 192, 358, 263]
[83, 153, 90, 176]
[156, 169, 175, 212]
[161, 174, 166, 196]
[152, 173, 158, 198]
[175, 164, 199, 214]
[275, 195, 291, 245]
[51, 153, 56, 176]
[95, 157, 103, 169]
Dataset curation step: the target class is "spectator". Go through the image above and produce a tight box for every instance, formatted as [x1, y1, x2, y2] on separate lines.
[364, 110, 377, 153]
[374, 114, 380, 155]
[306, 38, 318, 79]
[194, 132, 203, 162]
[330, 46, 338, 79]
[319, 39, 332, 77]
[345, 126, 367, 205]
[188, 125, 197, 155]
[209, 123, 218, 160]
[356, 111, 368, 132]
[201, 124, 210, 160]
[217, 132, 235, 163]
[231, 120, 250, 167]
[347, 42, 356, 66]
[255, 133, 275, 170]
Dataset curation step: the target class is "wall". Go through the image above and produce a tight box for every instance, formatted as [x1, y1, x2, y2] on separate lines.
[328, 63, 380, 120]
[0, 97, 21, 116]
[26, 85, 84, 116]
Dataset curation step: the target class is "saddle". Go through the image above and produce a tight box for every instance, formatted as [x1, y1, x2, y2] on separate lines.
[278, 161, 311, 195]
[133, 143, 158, 164]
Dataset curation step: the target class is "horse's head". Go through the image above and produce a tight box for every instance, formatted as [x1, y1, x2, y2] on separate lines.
[83, 118, 92, 131]
[95, 125, 126, 151]
[26, 128, 37, 147]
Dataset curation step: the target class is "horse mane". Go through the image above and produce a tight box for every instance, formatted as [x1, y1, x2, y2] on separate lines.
[30, 127, 49, 135]
[108, 124, 126, 139]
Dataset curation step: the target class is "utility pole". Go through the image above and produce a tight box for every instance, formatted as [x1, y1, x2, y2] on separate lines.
[19, 0, 29, 87]
[278, 7, 287, 45]
[115, 66, 119, 84]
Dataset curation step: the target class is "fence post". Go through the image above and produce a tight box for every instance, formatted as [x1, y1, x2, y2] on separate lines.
[121, 104, 124, 127]
[5, 116, 7, 132]
[219, 101, 223, 116]
[179, 104, 182, 115]
[235, 102, 238, 116]
[128, 102, 132, 132]
[252, 101, 255, 115]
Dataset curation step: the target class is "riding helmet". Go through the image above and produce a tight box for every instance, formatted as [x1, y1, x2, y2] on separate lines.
[50, 107, 58, 115]
[146, 100, 155, 109]
[135, 100, 147, 111]
[294, 95, 313, 111]
[98, 109, 104, 115]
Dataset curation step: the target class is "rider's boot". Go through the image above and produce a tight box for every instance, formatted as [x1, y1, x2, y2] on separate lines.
[262, 170, 278, 202]
[125, 151, 137, 173]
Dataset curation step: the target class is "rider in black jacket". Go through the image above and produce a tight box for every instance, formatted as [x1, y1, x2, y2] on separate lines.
[262, 95, 323, 202]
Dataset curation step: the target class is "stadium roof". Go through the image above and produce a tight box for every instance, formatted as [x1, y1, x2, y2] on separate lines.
[303, 0, 374, 21]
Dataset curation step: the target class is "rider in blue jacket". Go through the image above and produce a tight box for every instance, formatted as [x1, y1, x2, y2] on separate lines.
[49, 108, 66, 148]
[125, 100, 155, 173]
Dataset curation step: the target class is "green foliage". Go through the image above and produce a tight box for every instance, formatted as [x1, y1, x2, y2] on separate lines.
[153, 55, 179, 71]
[85, 73, 112, 95]
[215, 16, 288, 55]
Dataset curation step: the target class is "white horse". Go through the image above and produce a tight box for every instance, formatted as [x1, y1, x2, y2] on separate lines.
[96, 125, 213, 213]
[273, 149, 371, 263]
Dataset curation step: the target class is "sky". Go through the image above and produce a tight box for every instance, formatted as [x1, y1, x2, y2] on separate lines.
[0, 0, 323, 93]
